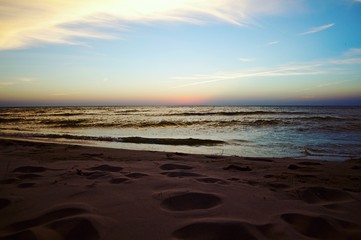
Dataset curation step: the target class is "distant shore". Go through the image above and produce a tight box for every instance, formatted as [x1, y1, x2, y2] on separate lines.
[0, 138, 360, 239]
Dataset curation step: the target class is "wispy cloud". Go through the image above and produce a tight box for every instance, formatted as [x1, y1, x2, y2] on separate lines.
[343, 48, 361, 57]
[302, 80, 348, 91]
[239, 58, 254, 62]
[50, 92, 78, 97]
[330, 58, 361, 65]
[268, 41, 280, 45]
[0, 0, 301, 50]
[0, 81, 16, 86]
[299, 23, 335, 35]
[0, 77, 35, 88]
[18, 77, 34, 82]
[171, 53, 361, 88]
[171, 64, 326, 88]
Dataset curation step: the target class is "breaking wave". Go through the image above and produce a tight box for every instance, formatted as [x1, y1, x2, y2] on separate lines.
[1, 106, 360, 160]
[304, 144, 361, 158]
[167, 110, 310, 116]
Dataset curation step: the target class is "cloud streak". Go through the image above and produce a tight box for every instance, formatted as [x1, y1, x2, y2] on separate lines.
[171, 53, 361, 88]
[0, 82, 15, 86]
[302, 80, 348, 92]
[171, 64, 326, 88]
[343, 48, 361, 57]
[268, 41, 280, 45]
[239, 58, 254, 62]
[18, 77, 34, 82]
[0, 0, 301, 50]
[0, 77, 35, 87]
[50, 92, 79, 97]
[299, 23, 335, 35]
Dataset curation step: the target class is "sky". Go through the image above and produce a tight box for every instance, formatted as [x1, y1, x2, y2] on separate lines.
[0, 0, 361, 106]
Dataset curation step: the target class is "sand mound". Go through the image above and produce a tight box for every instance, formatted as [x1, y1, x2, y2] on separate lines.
[8, 207, 89, 231]
[2, 203, 100, 240]
[161, 192, 221, 211]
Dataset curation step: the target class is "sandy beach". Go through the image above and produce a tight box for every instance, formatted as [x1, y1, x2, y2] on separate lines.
[0, 138, 360, 240]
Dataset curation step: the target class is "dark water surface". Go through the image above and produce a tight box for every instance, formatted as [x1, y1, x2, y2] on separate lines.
[1, 106, 360, 160]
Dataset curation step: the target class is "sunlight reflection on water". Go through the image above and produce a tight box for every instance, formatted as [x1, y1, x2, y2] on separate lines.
[1, 106, 360, 160]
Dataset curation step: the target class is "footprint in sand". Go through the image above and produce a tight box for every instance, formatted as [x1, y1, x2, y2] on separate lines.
[195, 177, 228, 185]
[86, 164, 123, 172]
[159, 163, 202, 178]
[161, 172, 202, 178]
[16, 174, 43, 180]
[12, 166, 47, 173]
[17, 182, 36, 188]
[75, 164, 123, 180]
[172, 216, 357, 240]
[85, 172, 111, 180]
[1, 204, 100, 240]
[281, 213, 361, 239]
[125, 173, 148, 179]
[159, 163, 193, 171]
[0, 178, 19, 184]
[5, 168, 46, 188]
[76, 169, 111, 180]
[173, 221, 257, 240]
[0, 198, 11, 210]
[172, 220, 285, 240]
[160, 192, 221, 211]
[298, 161, 323, 166]
[296, 186, 353, 204]
[223, 164, 252, 172]
[109, 177, 129, 184]
[266, 182, 290, 191]
[288, 163, 320, 172]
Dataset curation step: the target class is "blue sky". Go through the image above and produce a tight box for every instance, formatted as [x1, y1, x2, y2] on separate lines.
[0, 0, 361, 106]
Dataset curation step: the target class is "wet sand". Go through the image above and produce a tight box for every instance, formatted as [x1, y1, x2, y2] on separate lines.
[0, 138, 360, 239]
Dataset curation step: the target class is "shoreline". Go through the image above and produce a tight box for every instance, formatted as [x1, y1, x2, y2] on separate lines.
[0, 136, 298, 161]
[1, 105, 360, 161]
[0, 136, 350, 162]
[0, 138, 360, 239]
